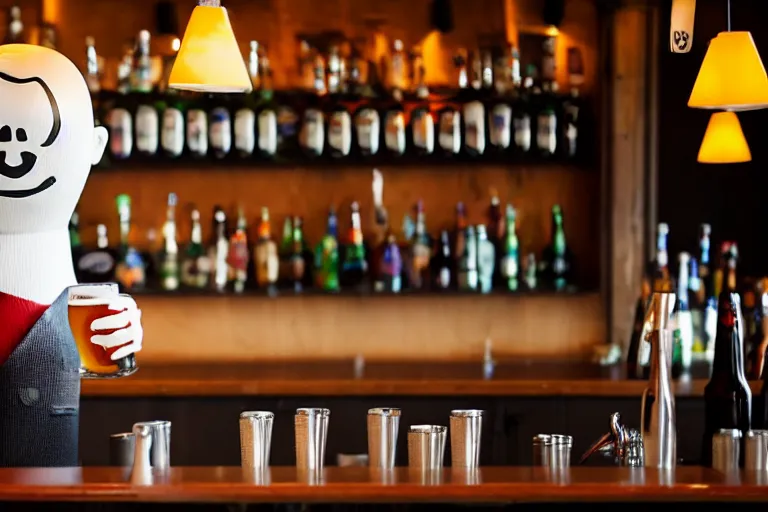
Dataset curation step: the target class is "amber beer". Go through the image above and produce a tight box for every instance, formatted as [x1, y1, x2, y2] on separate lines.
[68, 284, 137, 378]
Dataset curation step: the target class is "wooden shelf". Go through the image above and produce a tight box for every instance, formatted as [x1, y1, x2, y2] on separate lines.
[128, 288, 597, 299]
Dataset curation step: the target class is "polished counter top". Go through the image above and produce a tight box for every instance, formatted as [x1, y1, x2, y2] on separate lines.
[1, 466, 766, 503]
[80, 360, 756, 398]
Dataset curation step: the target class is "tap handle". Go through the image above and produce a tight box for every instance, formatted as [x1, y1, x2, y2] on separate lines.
[578, 431, 613, 465]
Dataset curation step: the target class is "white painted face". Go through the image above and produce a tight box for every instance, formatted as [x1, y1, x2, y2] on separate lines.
[0, 44, 107, 234]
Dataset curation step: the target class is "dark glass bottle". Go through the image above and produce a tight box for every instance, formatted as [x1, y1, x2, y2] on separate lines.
[340, 202, 368, 291]
[701, 292, 752, 467]
[540, 205, 572, 291]
[431, 230, 452, 291]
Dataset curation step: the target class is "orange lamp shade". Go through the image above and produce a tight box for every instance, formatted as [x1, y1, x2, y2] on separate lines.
[688, 31, 768, 111]
[168, 2, 251, 93]
[697, 111, 752, 164]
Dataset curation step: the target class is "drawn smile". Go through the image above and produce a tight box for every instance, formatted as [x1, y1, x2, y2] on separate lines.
[0, 176, 56, 198]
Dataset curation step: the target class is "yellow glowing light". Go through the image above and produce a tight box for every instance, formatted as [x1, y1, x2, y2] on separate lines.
[168, 1, 251, 93]
[697, 111, 752, 164]
[545, 25, 559, 37]
[171, 37, 181, 53]
[688, 31, 768, 111]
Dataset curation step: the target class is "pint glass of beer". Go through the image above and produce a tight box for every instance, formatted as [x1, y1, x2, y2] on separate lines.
[68, 283, 138, 379]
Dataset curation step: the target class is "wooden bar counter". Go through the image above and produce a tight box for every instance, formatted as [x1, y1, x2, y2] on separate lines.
[80, 360, 751, 398]
[1, 466, 767, 504]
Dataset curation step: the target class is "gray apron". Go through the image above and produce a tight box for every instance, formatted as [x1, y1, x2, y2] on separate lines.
[0, 289, 80, 467]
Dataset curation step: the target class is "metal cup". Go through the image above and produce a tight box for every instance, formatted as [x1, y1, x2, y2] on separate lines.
[407, 425, 447, 471]
[367, 407, 401, 469]
[109, 432, 135, 467]
[532, 434, 552, 467]
[745, 429, 768, 471]
[132, 420, 171, 470]
[240, 411, 274, 470]
[449, 409, 483, 468]
[712, 428, 742, 473]
[295, 408, 330, 470]
[550, 434, 573, 468]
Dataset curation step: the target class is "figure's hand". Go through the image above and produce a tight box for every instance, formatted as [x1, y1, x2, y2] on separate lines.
[89, 295, 143, 360]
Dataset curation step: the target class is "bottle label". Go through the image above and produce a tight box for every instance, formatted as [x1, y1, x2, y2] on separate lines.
[255, 241, 279, 285]
[181, 254, 212, 288]
[234, 108, 256, 155]
[537, 112, 557, 154]
[355, 108, 380, 154]
[514, 115, 531, 151]
[412, 109, 435, 153]
[115, 250, 146, 290]
[186, 109, 209, 156]
[438, 110, 460, 154]
[384, 111, 406, 155]
[258, 109, 278, 155]
[437, 267, 450, 289]
[478, 241, 495, 273]
[301, 108, 325, 155]
[502, 255, 518, 278]
[489, 104, 512, 149]
[78, 251, 115, 275]
[209, 107, 232, 157]
[161, 107, 184, 158]
[135, 105, 158, 154]
[108, 108, 133, 159]
[463, 101, 486, 154]
[277, 106, 299, 141]
[328, 110, 352, 156]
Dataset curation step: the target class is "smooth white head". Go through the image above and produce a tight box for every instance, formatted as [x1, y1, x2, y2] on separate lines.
[0, 44, 107, 234]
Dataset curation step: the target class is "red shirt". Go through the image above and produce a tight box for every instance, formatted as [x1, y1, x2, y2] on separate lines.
[0, 292, 50, 366]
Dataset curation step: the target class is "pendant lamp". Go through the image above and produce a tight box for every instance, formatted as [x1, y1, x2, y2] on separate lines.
[697, 111, 751, 164]
[168, 0, 251, 93]
[688, 1, 768, 111]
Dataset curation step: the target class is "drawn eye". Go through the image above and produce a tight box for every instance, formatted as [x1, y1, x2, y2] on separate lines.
[0, 125, 10, 142]
[15, 128, 27, 142]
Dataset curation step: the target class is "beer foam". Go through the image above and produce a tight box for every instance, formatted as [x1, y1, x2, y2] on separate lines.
[68, 283, 118, 303]
[68, 297, 113, 307]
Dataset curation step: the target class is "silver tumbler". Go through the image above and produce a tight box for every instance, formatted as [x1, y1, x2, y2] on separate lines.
[532, 434, 552, 466]
[407, 425, 447, 470]
[449, 409, 483, 468]
[132, 420, 171, 470]
[240, 411, 274, 470]
[550, 434, 573, 468]
[745, 429, 768, 471]
[367, 407, 400, 469]
[295, 408, 330, 470]
[712, 428, 742, 473]
[109, 432, 135, 467]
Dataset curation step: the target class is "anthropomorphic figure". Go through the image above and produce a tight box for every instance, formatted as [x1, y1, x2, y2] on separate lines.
[0, 45, 143, 467]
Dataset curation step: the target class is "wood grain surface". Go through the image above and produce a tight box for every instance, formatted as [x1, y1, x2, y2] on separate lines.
[80, 360, 744, 397]
[0, 466, 766, 503]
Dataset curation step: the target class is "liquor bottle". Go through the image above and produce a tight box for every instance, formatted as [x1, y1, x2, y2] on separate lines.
[408, 201, 431, 290]
[382, 40, 407, 159]
[107, 43, 135, 161]
[701, 292, 752, 466]
[462, 48, 487, 158]
[488, 44, 515, 157]
[70, 212, 85, 283]
[524, 253, 538, 291]
[326, 44, 353, 159]
[458, 225, 478, 292]
[698, 224, 717, 363]
[431, 230, 452, 291]
[254, 207, 279, 295]
[3, 6, 24, 44]
[209, 207, 229, 293]
[486, 190, 504, 287]
[453, 202, 468, 288]
[651, 223, 672, 292]
[409, 45, 435, 158]
[501, 204, 520, 292]
[290, 216, 306, 293]
[160, 193, 179, 292]
[675, 252, 694, 373]
[83, 37, 110, 169]
[114, 194, 146, 291]
[278, 216, 294, 288]
[746, 283, 767, 379]
[626, 278, 652, 380]
[181, 209, 211, 289]
[186, 95, 209, 159]
[352, 52, 381, 158]
[513, 65, 533, 154]
[536, 36, 558, 158]
[540, 205, 571, 291]
[341, 202, 368, 290]
[563, 47, 584, 160]
[227, 208, 249, 294]
[234, 41, 260, 159]
[132, 30, 160, 160]
[689, 257, 706, 357]
[378, 234, 402, 294]
[315, 208, 340, 293]
[255, 45, 279, 159]
[299, 49, 327, 159]
[78, 224, 117, 284]
[209, 101, 233, 160]
[476, 225, 495, 294]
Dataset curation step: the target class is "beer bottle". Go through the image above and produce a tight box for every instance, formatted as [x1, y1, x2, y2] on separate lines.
[500, 204, 520, 292]
[486, 190, 504, 288]
[701, 292, 752, 466]
[180, 209, 210, 290]
[341, 202, 368, 290]
[540, 205, 571, 291]
[315, 208, 340, 293]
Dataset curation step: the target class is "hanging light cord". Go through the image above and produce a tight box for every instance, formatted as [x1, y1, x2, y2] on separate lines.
[727, 0, 731, 31]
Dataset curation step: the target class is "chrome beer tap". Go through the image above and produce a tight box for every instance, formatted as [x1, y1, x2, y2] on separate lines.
[640, 292, 677, 469]
[580, 412, 643, 467]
